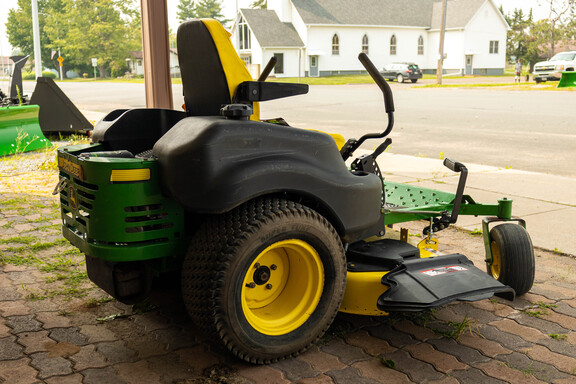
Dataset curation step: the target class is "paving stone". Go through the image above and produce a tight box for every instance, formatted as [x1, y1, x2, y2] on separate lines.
[555, 302, 576, 318]
[296, 374, 334, 384]
[270, 355, 317, 381]
[45, 342, 81, 359]
[26, 299, 61, 312]
[449, 302, 501, 324]
[458, 333, 512, 358]
[366, 325, 417, 349]
[44, 373, 84, 384]
[525, 344, 576, 374]
[531, 284, 574, 301]
[82, 366, 128, 384]
[7, 270, 42, 285]
[17, 330, 52, 353]
[0, 358, 39, 383]
[319, 338, 370, 365]
[478, 324, 532, 351]
[297, 345, 347, 373]
[70, 345, 108, 370]
[125, 331, 170, 360]
[429, 337, 490, 364]
[177, 345, 222, 373]
[475, 360, 547, 384]
[0, 272, 12, 287]
[449, 367, 506, 383]
[237, 364, 291, 384]
[0, 336, 24, 360]
[79, 324, 118, 343]
[489, 318, 547, 343]
[133, 312, 171, 332]
[565, 298, 576, 310]
[0, 300, 31, 316]
[153, 326, 197, 351]
[537, 334, 576, 358]
[344, 330, 395, 357]
[496, 351, 571, 383]
[2, 264, 28, 273]
[0, 286, 21, 301]
[0, 320, 11, 338]
[95, 340, 139, 364]
[427, 377, 460, 384]
[30, 351, 73, 379]
[403, 343, 467, 373]
[146, 353, 195, 382]
[392, 319, 441, 342]
[5, 314, 43, 334]
[352, 359, 412, 383]
[379, 349, 444, 382]
[433, 306, 464, 323]
[512, 312, 571, 335]
[114, 360, 164, 384]
[36, 311, 72, 329]
[541, 309, 576, 331]
[48, 327, 89, 346]
[325, 366, 381, 384]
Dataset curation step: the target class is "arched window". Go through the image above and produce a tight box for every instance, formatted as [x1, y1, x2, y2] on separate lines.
[362, 34, 369, 54]
[332, 34, 339, 55]
[418, 35, 424, 55]
[238, 16, 251, 50]
[390, 35, 397, 55]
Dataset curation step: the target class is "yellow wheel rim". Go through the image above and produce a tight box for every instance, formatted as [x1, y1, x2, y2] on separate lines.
[490, 241, 501, 279]
[241, 239, 324, 336]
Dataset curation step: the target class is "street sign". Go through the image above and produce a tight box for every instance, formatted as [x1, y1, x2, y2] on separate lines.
[57, 56, 64, 63]
[91, 58, 97, 67]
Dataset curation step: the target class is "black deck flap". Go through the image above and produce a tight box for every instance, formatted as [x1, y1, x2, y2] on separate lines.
[377, 254, 515, 312]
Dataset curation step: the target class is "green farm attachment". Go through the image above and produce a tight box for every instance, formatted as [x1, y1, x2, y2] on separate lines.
[0, 105, 52, 156]
[557, 71, 576, 88]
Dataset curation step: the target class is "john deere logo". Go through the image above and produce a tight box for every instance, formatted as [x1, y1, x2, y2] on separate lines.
[69, 186, 78, 210]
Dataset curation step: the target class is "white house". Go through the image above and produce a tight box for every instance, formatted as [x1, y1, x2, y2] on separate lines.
[231, 0, 508, 77]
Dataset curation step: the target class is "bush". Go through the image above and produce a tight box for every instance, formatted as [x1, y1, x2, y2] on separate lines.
[22, 71, 58, 80]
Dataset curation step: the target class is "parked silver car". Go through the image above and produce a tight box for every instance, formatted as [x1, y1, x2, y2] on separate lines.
[381, 63, 423, 83]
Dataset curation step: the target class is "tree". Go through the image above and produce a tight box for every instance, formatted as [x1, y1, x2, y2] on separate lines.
[194, 0, 229, 25]
[503, 8, 533, 63]
[250, 0, 267, 9]
[5, 0, 64, 72]
[177, 0, 196, 23]
[541, 0, 575, 56]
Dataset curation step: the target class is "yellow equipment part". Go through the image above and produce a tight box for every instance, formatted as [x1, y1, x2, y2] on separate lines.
[340, 270, 389, 316]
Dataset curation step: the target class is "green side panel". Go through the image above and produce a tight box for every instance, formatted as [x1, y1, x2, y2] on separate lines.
[57, 143, 186, 262]
[557, 71, 576, 88]
[0, 105, 52, 156]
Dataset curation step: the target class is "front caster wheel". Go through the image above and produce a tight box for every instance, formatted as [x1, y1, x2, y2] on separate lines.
[181, 198, 346, 364]
[486, 224, 535, 295]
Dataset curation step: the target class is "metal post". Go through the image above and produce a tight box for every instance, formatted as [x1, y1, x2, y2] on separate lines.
[436, 0, 448, 85]
[31, 0, 43, 79]
[58, 48, 63, 80]
[140, 0, 173, 109]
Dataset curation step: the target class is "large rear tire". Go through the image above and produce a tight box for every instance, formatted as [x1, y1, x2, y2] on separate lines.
[181, 198, 346, 364]
[486, 224, 535, 295]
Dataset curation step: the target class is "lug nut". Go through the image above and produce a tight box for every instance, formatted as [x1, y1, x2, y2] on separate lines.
[270, 264, 277, 270]
[266, 284, 273, 290]
[246, 282, 256, 288]
[254, 263, 260, 269]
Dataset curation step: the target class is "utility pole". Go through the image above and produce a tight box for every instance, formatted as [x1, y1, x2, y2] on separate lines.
[31, 0, 43, 79]
[436, 0, 448, 85]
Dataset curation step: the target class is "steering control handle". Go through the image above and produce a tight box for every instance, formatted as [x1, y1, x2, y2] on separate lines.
[358, 53, 395, 114]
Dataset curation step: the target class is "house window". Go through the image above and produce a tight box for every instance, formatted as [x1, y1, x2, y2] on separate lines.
[332, 34, 339, 55]
[239, 16, 251, 50]
[489, 40, 499, 54]
[362, 34, 369, 54]
[241, 55, 251, 65]
[390, 35, 397, 55]
[418, 35, 424, 55]
[273, 53, 284, 74]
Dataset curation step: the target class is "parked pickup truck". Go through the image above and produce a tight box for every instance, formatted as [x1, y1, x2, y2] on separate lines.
[533, 51, 576, 83]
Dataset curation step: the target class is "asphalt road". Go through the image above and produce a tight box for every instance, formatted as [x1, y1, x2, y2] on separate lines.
[22, 80, 576, 178]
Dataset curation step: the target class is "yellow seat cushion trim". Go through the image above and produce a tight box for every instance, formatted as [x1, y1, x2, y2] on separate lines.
[201, 19, 260, 121]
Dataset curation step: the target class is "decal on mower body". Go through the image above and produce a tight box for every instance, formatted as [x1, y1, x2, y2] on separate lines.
[420, 265, 468, 276]
[58, 156, 84, 180]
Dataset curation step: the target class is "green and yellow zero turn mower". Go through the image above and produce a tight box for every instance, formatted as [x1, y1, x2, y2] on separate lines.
[55, 19, 535, 364]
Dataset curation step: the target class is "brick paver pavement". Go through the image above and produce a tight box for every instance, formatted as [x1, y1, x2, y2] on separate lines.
[2, 192, 576, 383]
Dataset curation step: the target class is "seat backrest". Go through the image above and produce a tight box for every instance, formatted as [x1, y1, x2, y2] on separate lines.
[177, 19, 260, 120]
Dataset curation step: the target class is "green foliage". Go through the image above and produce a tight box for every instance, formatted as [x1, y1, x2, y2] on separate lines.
[194, 0, 229, 25]
[177, 0, 197, 23]
[22, 71, 58, 80]
[250, 0, 267, 9]
[6, 0, 141, 78]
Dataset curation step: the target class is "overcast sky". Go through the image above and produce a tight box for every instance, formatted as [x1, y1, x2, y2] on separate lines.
[0, 0, 550, 61]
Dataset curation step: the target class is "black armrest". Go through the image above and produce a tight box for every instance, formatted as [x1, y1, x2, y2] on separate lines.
[234, 81, 308, 103]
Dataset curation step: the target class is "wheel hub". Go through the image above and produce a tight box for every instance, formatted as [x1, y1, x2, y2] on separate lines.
[253, 265, 271, 285]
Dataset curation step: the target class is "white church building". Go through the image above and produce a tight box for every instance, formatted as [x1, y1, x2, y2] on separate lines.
[231, 0, 508, 77]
